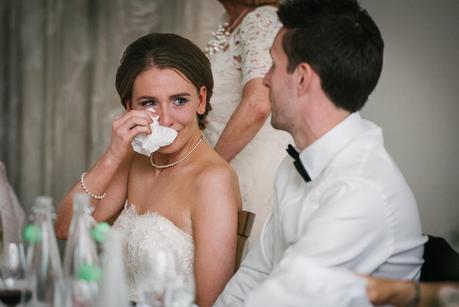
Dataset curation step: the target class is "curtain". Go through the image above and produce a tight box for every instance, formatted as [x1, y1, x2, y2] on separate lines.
[0, 0, 224, 211]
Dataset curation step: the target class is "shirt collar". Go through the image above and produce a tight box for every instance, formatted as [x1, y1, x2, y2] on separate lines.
[298, 112, 364, 181]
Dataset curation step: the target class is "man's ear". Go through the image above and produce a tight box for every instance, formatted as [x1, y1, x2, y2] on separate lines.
[296, 63, 313, 96]
[197, 86, 207, 115]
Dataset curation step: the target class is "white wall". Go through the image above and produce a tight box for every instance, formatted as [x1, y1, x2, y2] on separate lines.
[360, 0, 459, 248]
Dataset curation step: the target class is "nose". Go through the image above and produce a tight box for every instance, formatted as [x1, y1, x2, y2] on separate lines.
[157, 106, 174, 127]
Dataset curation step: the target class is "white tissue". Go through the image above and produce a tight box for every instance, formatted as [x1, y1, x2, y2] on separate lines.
[131, 112, 178, 156]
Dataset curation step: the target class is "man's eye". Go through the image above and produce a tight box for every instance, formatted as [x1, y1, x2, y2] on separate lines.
[173, 97, 187, 106]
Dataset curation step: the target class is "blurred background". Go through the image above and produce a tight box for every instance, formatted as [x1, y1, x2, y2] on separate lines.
[1, 0, 458, 248]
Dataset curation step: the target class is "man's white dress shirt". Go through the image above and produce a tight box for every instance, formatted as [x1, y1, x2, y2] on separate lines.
[215, 112, 426, 307]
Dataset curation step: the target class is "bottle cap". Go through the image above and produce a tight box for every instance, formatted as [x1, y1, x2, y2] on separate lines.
[91, 222, 111, 243]
[34, 195, 53, 210]
[32, 196, 55, 217]
[73, 192, 90, 207]
[23, 224, 42, 243]
[78, 263, 102, 282]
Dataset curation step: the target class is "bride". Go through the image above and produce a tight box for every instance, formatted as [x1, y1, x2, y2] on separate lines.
[55, 33, 241, 307]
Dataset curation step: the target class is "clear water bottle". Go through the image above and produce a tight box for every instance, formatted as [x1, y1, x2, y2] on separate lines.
[0, 210, 5, 263]
[0, 211, 3, 264]
[63, 193, 101, 307]
[23, 195, 63, 306]
[95, 228, 130, 307]
[91, 221, 111, 256]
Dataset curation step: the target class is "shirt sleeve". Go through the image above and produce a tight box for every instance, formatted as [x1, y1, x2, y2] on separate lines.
[288, 179, 394, 269]
[245, 179, 394, 306]
[234, 6, 281, 85]
[213, 214, 275, 307]
[245, 257, 372, 307]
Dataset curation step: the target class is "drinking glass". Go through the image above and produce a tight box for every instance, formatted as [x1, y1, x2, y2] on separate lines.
[164, 273, 195, 307]
[438, 286, 459, 307]
[0, 243, 32, 307]
[137, 249, 179, 307]
[0, 279, 32, 307]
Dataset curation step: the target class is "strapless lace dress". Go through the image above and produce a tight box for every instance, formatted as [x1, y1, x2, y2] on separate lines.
[112, 203, 194, 302]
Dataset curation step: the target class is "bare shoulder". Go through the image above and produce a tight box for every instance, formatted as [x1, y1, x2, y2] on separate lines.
[192, 147, 242, 212]
[195, 151, 239, 191]
[199, 160, 237, 184]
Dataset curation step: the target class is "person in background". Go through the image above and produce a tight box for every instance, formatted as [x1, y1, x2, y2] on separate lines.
[0, 161, 25, 248]
[55, 33, 241, 307]
[204, 0, 290, 244]
[215, 0, 426, 305]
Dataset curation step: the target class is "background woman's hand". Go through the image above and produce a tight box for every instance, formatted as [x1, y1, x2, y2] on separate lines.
[366, 276, 417, 307]
[106, 109, 154, 163]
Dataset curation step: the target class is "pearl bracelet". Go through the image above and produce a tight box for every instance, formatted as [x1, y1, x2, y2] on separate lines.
[80, 172, 107, 200]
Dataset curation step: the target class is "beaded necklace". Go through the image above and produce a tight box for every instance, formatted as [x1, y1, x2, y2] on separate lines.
[204, 8, 252, 59]
[149, 136, 203, 169]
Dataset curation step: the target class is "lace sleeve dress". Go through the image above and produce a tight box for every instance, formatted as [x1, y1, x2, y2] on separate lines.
[204, 6, 291, 244]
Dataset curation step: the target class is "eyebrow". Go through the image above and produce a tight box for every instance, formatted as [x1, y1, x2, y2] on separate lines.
[170, 92, 191, 99]
[137, 92, 192, 101]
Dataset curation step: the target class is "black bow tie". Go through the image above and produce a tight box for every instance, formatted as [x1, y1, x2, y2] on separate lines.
[286, 144, 311, 182]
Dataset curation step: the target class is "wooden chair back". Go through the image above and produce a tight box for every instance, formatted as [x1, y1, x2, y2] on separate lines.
[235, 210, 255, 273]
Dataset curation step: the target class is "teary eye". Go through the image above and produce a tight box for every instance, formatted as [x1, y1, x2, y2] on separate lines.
[142, 99, 157, 107]
[173, 97, 188, 106]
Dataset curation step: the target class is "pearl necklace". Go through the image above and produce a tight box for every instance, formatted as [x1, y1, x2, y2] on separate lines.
[205, 8, 252, 59]
[149, 136, 203, 169]
[205, 22, 230, 59]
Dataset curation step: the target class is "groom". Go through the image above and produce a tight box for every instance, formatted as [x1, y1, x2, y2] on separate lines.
[215, 0, 426, 306]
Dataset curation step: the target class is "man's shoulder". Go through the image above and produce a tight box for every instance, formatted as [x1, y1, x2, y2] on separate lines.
[328, 123, 405, 187]
[317, 130, 417, 216]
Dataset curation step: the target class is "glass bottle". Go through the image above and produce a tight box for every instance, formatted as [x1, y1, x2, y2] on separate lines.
[0, 211, 4, 266]
[63, 193, 101, 307]
[95, 228, 130, 307]
[23, 195, 63, 306]
[91, 222, 111, 256]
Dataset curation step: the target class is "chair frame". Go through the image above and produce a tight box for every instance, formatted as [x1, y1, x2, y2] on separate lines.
[235, 210, 255, 273]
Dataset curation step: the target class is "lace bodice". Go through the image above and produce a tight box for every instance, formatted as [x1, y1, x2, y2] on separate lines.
[112, 203, 194, 302]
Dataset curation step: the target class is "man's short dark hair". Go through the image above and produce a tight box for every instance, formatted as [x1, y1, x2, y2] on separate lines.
[278, 0, 384, 112]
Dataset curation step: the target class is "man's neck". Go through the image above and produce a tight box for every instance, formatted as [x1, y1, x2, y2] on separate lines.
[292, 104, 351, 151]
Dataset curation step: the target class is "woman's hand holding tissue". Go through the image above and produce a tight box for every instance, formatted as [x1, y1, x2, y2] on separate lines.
[106, 109, 154, 164]
[131, 113, 178, 157]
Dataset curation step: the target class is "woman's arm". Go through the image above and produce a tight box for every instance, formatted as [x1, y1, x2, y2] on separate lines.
[366, 277, 459, 307]
[55, 110, 153, 239]
[214, 78, 271, 162]
[213, 6, 280, 162]
[192, 164, 241, 307]
[366, 277, 418, 307]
